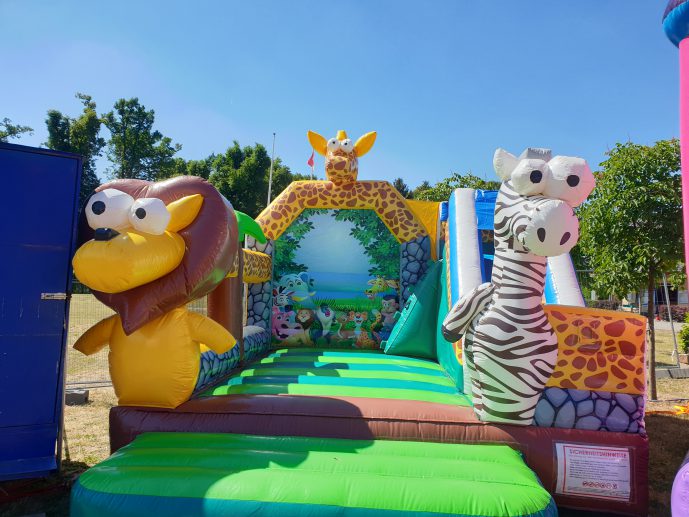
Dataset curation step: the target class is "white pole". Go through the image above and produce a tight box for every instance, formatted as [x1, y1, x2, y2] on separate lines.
[267, 132, 276, 206]
[663, 272, 680, 366]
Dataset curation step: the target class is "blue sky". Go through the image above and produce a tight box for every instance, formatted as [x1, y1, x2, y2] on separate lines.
[0, 1, 679, 188]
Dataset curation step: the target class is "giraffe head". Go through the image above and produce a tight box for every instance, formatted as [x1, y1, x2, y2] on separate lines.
[307, 129, 377, 185]
[493, 147, 595, 257]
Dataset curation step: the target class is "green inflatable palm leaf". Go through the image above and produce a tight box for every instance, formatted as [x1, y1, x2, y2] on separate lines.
[235, 211, 267, 244]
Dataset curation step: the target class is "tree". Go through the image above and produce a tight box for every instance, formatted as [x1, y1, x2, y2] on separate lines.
[412, 172, 501, 201]
[411, 180, 432, 198]
[0, 117, 33, 142]
[45, 93, 105, 207]
[577, 140, 684, 399]
[155, 156, 216, 181]
[102, 98, 181, 180]
[393, 177, 412, 198]
[209, 141, 293, 217]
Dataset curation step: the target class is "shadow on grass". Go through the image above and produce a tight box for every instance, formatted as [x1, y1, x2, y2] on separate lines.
[0, 461, 89, 517]
[646, 412, 689, 517]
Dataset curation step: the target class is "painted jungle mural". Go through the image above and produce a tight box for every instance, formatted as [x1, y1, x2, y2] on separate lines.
[272, 208, 401, 348]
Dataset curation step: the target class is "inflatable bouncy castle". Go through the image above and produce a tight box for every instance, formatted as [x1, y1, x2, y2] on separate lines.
[70, 130, 649, 516]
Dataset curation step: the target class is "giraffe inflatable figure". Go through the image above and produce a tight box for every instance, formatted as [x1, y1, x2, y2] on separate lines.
[442, 148, 595, 426]
[256, 130, 425, 243]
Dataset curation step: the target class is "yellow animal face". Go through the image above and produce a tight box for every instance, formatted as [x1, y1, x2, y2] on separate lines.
[307, 129, 377, 185]
[73, 191, 203, 294]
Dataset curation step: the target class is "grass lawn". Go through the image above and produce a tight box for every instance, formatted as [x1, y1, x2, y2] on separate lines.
[2, 302, 688, 516]
[65, 294, 208, 384]
[654, 328, 683, 368]
[65, 294, 114, 384]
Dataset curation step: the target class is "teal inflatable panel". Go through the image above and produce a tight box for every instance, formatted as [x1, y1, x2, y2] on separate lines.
[205, 348, 471, 407]
[383, 261, 442, 360]
[436, 260, 463, 391]
[72, 432, 557, 517]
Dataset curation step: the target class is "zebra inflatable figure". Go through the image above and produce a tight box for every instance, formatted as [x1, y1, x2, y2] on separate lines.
[442, 148, 595, 426]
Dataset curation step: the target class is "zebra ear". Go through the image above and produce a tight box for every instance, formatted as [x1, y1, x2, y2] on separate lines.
[493, 148, 519, 181]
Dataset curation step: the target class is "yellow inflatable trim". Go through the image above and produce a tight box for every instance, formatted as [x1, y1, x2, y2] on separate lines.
[407, 200, 440, 260]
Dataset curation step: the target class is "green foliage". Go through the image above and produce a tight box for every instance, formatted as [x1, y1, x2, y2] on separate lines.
[0, 117, 33, 142]
[412, 172, 501, 201]
[209, 141, 293, 217]
[102, 97, 181, 181]
[298, 297, 381, 314]
[45, 93, 105, 207]
[577, 140, 684, 298]
[393, 177, 412, 198]
[679, 314, 689, 354]
[333, 210, 399, 279]
[155, 156, 215, 181]
[577, 139, 683, 399]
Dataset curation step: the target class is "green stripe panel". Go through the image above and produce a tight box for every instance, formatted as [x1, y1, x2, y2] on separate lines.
[206, 382, 471, 406]
[258, 355, 444, 371]
[237, 367, 453, 385]
[74, 432, 556, 517]
[270, 348, 387, 356]
[229, 375, 456, 392]
[203, 347, 470, 405]
[241, 361, 449, 377]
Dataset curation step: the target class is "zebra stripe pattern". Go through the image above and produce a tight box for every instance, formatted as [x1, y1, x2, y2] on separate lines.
[447, 181, 563, 425]
[442, 282, 494, 342]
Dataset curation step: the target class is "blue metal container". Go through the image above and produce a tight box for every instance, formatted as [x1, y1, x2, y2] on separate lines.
[0, 142, 82, 480]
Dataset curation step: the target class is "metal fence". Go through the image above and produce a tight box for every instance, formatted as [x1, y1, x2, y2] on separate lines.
[66, 282, 207, 388]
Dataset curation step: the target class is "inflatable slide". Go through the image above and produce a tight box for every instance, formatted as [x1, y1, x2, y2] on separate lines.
[70, 130, 649, 516]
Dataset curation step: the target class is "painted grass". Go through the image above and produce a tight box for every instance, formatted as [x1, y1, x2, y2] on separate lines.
[310, 296, 387, 313]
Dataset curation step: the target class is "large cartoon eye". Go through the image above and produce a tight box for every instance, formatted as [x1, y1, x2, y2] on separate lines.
[544, 156, 595, 207]
[86, 189, 134, 231]
[510, 160, 550, 196]
[128, 198, 170, 235]
[327, 138, 340, 152]
[340, 139, 353, 152]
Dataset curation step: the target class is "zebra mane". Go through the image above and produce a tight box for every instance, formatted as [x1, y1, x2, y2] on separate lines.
[517, 148, 552, 163]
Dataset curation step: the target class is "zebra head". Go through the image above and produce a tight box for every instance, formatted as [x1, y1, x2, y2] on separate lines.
[493, 147, 595, 257]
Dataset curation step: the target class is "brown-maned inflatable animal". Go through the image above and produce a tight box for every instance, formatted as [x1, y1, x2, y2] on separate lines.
[72, 177, 238, 408]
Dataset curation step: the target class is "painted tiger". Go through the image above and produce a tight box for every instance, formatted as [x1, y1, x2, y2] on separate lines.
[442, 147, 595, 425]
